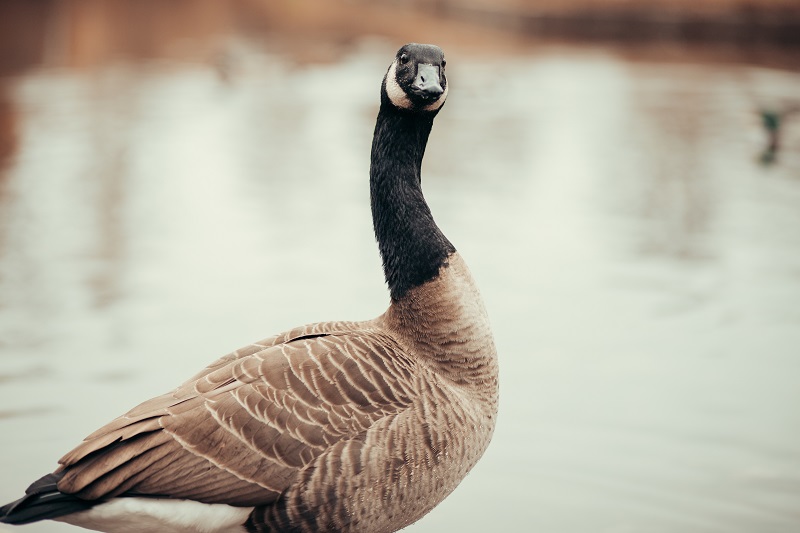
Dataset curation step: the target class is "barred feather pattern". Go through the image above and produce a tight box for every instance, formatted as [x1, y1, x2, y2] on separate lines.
[52, 253, 497, 533]
[248, 253, 499, 532]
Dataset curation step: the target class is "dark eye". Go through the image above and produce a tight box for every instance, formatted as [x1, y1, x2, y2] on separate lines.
[441, 59, 446, 69]
[399, 54, 409, 64]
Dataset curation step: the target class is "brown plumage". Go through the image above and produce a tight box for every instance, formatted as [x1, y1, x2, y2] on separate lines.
[0, 43, 498, 533]
[55, 255, 497, 532]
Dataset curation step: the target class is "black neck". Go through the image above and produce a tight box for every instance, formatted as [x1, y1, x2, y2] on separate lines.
[370, 101, 456, 302]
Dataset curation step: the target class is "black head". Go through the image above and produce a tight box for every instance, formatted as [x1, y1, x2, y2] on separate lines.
[383, 43, 448, 113]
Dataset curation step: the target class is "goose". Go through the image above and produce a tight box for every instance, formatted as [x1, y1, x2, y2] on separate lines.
[0, 43, 498, 533]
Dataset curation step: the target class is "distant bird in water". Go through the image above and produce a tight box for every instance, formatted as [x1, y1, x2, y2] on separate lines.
[759, 104, 799, 164]
[0, 43, 498, 533]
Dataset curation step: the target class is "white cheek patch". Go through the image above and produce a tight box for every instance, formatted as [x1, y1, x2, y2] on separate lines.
[386, 61, 413, 110]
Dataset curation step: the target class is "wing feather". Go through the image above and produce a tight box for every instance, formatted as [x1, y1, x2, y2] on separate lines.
[54, 322, 415, 507]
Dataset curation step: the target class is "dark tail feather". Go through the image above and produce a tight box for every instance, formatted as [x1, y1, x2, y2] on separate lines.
[0, 472, 97, 525]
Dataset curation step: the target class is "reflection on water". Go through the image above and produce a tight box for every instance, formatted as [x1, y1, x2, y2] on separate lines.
[1, 37, 800, 533]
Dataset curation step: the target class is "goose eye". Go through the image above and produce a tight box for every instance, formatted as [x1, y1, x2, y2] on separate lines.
[441, 59, 446, 69]
[399, 54, 409, 64]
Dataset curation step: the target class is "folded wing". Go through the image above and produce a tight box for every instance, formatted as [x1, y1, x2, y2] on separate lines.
[55, 322, 416, 506]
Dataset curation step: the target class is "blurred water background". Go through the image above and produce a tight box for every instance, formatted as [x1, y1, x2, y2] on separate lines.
[1, 1, 800, 532]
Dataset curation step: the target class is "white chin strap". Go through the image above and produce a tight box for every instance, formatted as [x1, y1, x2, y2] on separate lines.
[385, 61, 448, 112]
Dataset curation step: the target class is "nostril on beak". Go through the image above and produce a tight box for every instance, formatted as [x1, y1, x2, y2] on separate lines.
[413, 64, 444, 99]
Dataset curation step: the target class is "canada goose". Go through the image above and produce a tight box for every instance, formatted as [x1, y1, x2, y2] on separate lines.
[0, 43, 498, 533]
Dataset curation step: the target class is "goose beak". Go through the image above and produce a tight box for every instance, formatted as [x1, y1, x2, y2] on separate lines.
[411, 64, 443, 100]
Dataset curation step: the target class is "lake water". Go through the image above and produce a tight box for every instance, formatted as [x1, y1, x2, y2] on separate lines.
[1, 37, 800, 532]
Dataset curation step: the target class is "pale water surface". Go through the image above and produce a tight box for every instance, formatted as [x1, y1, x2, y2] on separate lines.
[1, 39, 800, 532]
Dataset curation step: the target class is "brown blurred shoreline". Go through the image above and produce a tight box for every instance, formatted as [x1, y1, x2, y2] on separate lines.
[416, 0, 800, 45]
[1, 0, 800, 77]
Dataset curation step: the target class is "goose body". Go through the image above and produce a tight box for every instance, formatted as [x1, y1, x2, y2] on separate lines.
[0, 44, 498, 533]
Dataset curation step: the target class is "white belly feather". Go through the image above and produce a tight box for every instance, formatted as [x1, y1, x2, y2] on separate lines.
[55, 497, 252, 533]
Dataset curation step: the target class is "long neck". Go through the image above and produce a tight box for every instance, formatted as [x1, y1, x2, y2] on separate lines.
[370, 102, 456, 301]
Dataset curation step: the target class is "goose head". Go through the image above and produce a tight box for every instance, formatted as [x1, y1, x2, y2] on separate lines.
[383, 43, 448, 113]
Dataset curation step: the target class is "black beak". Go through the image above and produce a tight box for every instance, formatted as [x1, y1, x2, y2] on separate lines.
[411, 64, 443, 100]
